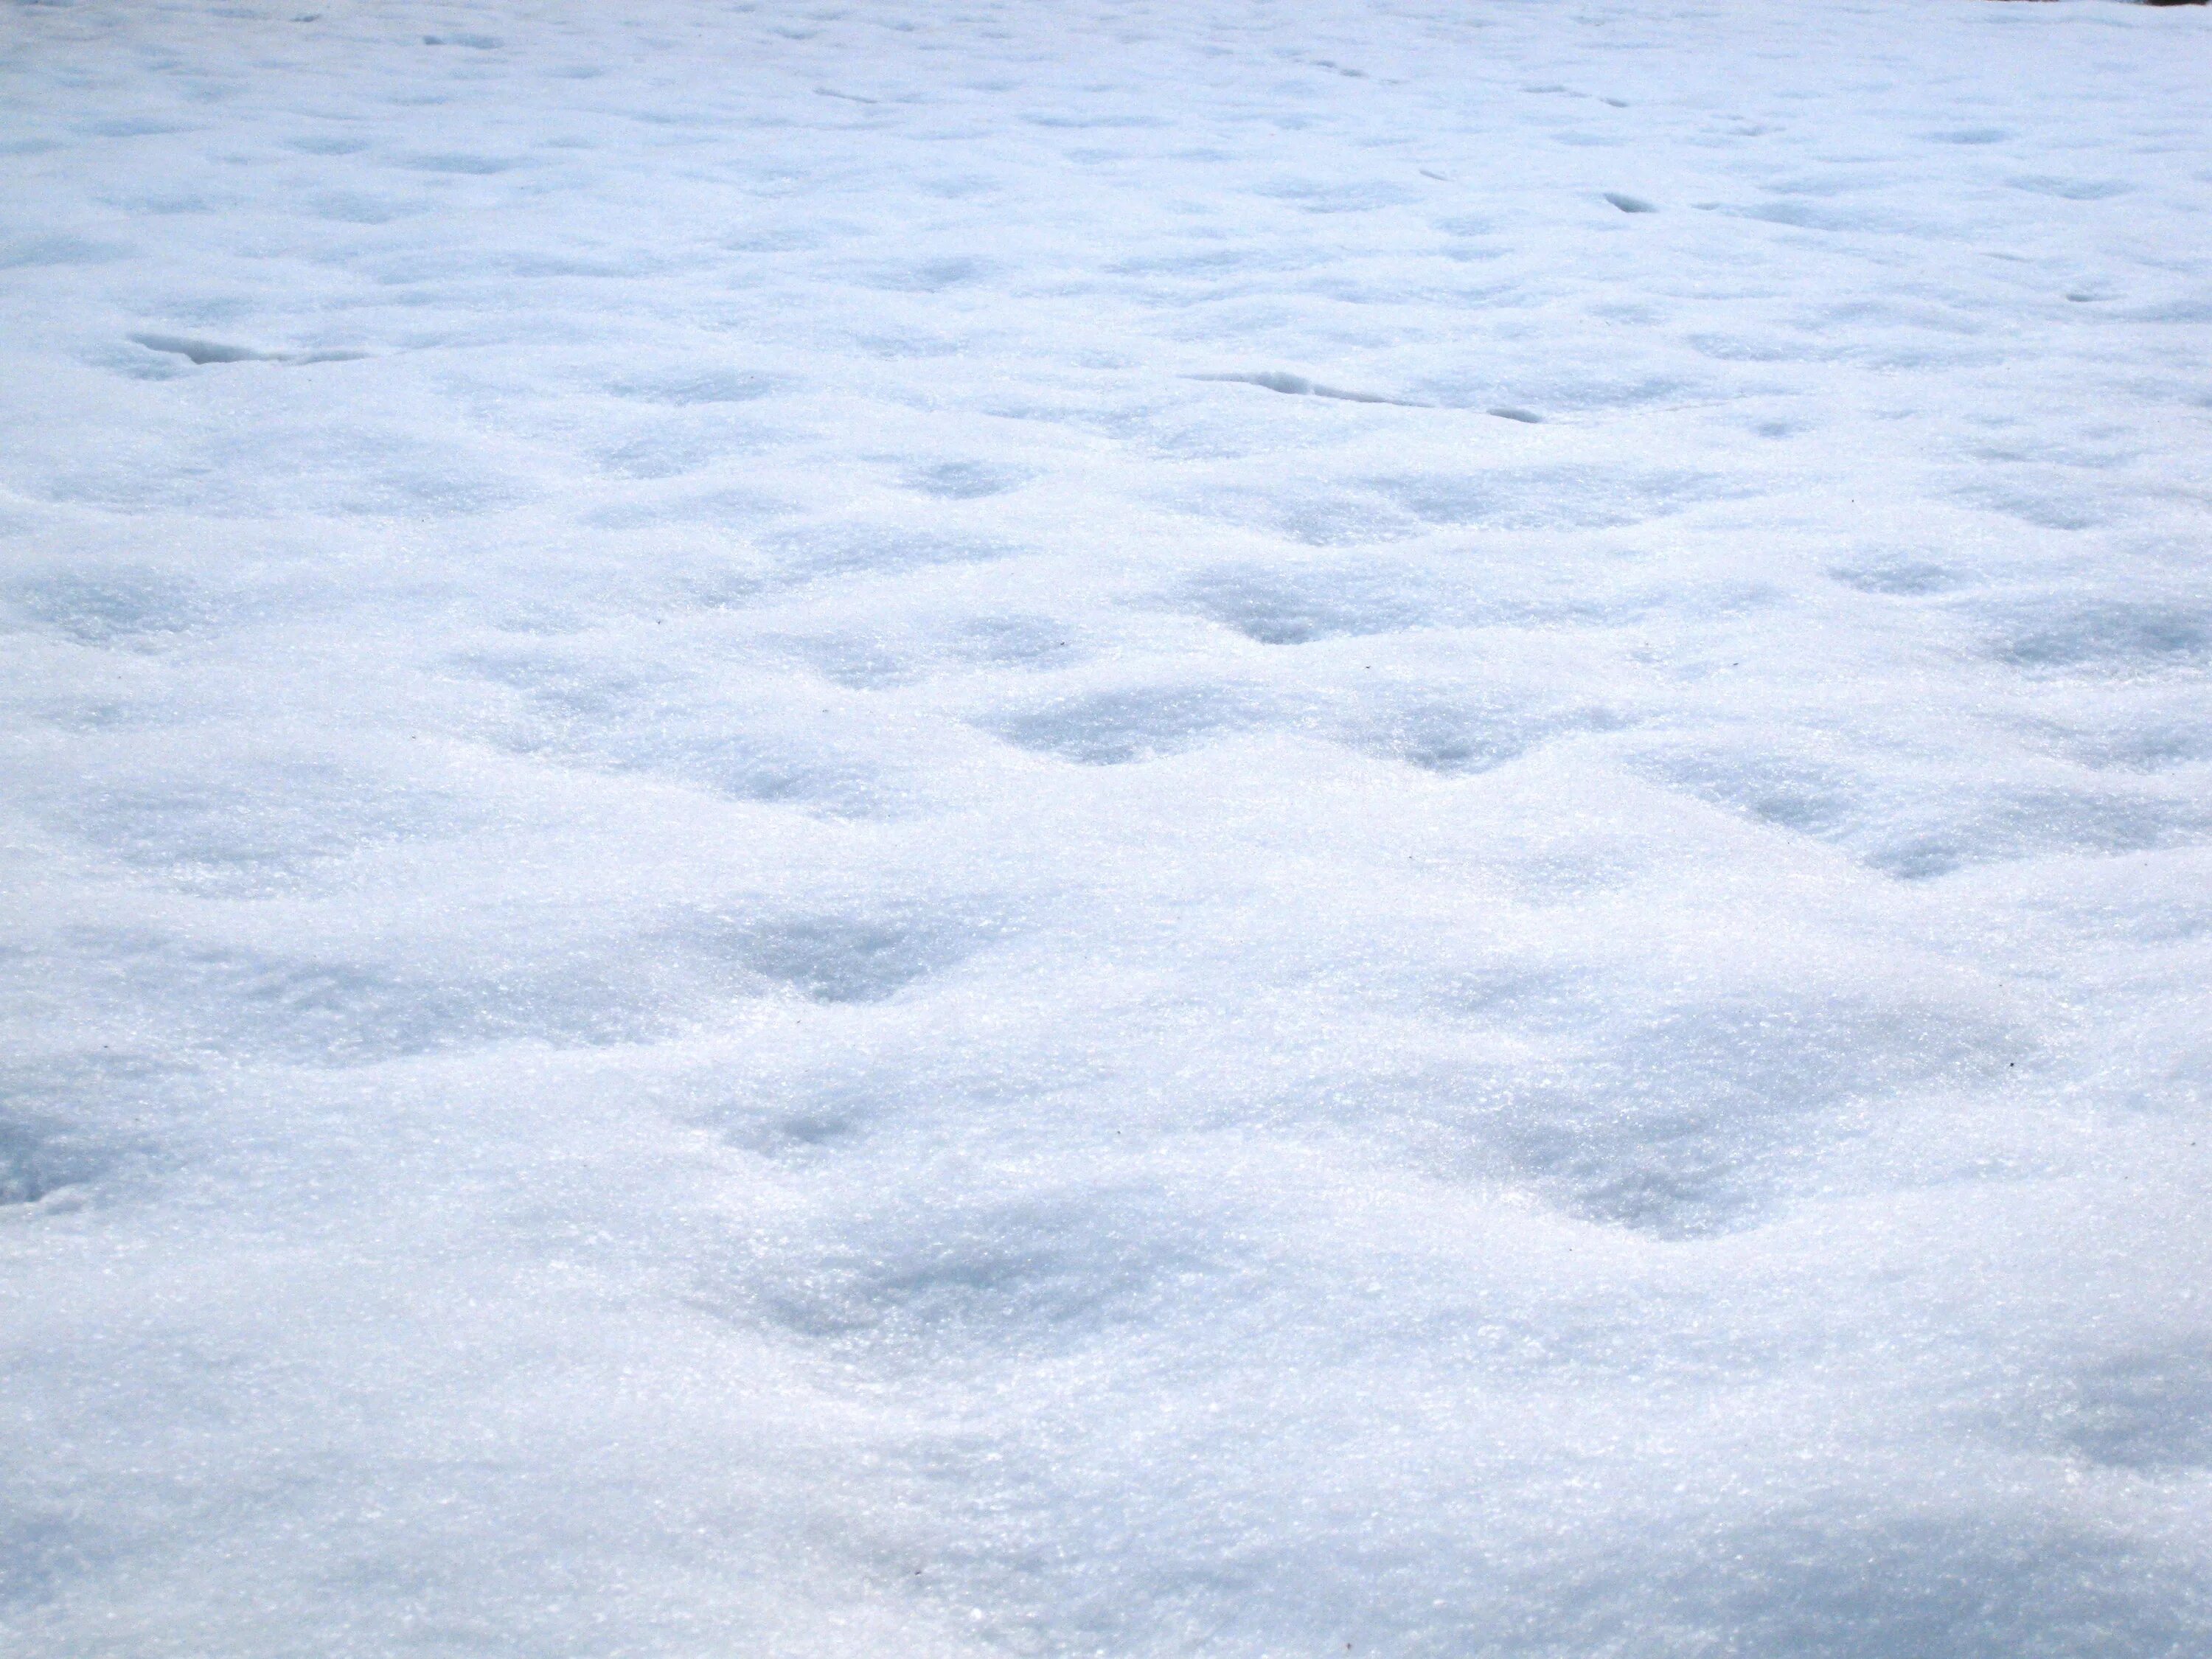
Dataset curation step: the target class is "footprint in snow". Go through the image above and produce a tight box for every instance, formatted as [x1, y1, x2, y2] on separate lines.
[1604, 192, 1658, 214]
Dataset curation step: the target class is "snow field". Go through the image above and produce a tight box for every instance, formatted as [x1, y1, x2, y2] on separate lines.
[4, 1, 2212, 1653]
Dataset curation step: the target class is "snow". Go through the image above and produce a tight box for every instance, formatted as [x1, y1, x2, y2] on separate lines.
[4, 0, 2211, 1652]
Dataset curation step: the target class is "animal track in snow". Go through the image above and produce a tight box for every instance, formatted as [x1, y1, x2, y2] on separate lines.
[1189, 371, 1426, 407]
[1602, 192, 1658, 214]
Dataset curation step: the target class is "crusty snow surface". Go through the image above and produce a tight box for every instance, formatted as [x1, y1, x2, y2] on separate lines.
[5, 1, 2212, 1653]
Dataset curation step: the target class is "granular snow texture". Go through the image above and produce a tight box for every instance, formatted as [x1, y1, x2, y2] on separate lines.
[4, 1, 2211, 1654]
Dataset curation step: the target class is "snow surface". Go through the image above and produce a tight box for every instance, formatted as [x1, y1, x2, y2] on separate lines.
[4, 0, 2212, 1652]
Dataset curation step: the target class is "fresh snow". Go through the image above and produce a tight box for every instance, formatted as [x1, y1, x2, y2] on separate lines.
[4, 1, 2211, 1653]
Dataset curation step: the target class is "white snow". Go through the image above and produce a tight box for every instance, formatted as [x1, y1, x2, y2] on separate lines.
[4, 0, 2211, 1652]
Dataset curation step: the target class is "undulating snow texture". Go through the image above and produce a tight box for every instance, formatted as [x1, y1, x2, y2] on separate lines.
[4, 0, 2211, 1652]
